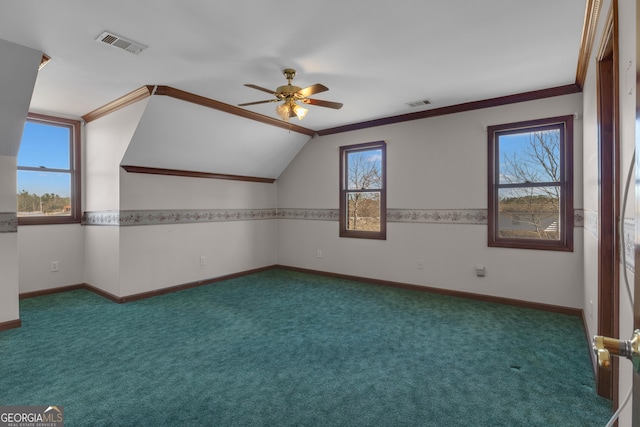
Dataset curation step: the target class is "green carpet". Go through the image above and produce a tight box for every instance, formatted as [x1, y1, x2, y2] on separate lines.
[0, 269, 612, 426]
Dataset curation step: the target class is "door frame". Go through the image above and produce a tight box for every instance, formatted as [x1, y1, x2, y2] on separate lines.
[596, 0, 620, 403]
[632, 0, 640, 423]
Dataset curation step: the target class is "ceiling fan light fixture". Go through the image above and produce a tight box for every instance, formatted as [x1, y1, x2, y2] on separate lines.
[276, 102, 292, 121]
[276, 99, 308, 122]
[242, 68, 342, 121]
[293, 103, 308, 120]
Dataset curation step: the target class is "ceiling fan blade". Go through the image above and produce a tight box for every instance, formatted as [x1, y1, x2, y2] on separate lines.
[303, 98, 343, 109]
[238, 99, 278, 106]
[244, 84, 277, 95]
[297, 83, 329, 97]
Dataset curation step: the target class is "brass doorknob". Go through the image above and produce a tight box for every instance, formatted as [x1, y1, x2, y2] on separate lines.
[593, 330, 640, 372]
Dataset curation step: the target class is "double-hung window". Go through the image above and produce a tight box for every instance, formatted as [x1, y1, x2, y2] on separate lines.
[487, 115, 573, 251]
[17, 113, 81, 225]
[339, 141, 386, 239]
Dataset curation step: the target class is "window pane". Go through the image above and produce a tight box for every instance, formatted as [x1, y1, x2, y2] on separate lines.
[498, 129, 560, 184]
[17, 170, 71, 217]
[18, 121, 71, 169]
[347, 149, 382, 190]
[346, 192, 380, 231]
[498, 186, 560, 240]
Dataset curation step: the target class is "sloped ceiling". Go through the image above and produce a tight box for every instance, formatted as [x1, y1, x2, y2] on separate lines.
[0, 1, 589, 176]
[122, 94, 310, 179]
[0, 39, 41, 157]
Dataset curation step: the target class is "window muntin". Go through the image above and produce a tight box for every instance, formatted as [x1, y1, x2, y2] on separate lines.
[340, 141, 386, 239]
[488, 116, 573, 251]
[17, 113, 81, 225]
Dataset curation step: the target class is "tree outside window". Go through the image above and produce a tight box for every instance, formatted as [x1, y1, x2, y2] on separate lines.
[340, 141, 386, 239]
[488, 116, 573, 251]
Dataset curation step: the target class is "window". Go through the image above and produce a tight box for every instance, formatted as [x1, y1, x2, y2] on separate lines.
[488, 115, 573, 251]
[339, 141, 386, 239]
[17, 113, 81, 225]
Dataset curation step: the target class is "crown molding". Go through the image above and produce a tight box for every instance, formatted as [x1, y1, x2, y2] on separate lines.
[317, 84, 582, 136]
[121, 165, 276, 183]
[81, 79, 584, 136]
[153, 86, 315, 136]
[82, 85, 154, 123]
[81, 85, 315, 136]
[575, 0, 602, 89]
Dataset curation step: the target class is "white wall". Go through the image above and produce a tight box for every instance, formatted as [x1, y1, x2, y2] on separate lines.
[119, 220, 277, 295]
[117, 171, 278, 296]
[85, 98, 149, 212]
[82, 98, 148, 296]
[278, 93, 585, 308]
[81, 94, 281, 298]
[0, 39, 41, 324]
[0, 156, 19, 323]
[18, 225, 84, 293]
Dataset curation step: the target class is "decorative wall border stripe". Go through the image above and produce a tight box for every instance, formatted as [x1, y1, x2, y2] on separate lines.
[584, 209, 598, 240]
[388, 209, 487, 225]
[82, 208, 588, 228]
[83, 209, 277, 226]
[623, 217, 635, 273]
[278, 208, 586, 226]
[82, 211, 120, 226]
[574, 209, 585, 227]
[0, 213, 18, 233]
[583, 210, 635, 273]
[277, 209, 339, 221]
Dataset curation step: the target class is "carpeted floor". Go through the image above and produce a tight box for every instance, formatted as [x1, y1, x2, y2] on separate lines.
[0, 269, 612, 426]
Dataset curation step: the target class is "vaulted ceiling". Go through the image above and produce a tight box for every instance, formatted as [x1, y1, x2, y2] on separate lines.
[0, 1, 590, 178]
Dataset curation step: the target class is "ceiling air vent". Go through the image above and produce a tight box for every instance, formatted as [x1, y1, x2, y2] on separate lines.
[96, 31, 147, 55]
[406, 99, 431, 108]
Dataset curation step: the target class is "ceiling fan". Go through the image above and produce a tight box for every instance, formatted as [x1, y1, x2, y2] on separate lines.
[239, 68, 343, 121]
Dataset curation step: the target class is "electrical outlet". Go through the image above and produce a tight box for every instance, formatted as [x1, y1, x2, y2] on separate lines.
[417, 259, 424, 270]
[199, 256, 206, 266]
[317, 249, 322, 258]
[50, 261, 59, 272]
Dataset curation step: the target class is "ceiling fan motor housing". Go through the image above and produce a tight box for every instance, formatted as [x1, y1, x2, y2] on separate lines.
[277, 69, 302, 100]
[276, 84, 303, 100]
[239, 67, 342, 115]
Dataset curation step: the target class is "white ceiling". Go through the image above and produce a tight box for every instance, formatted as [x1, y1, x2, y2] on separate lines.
[0, 0, 587, 132]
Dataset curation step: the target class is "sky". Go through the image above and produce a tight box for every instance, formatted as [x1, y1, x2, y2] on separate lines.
[17, 121, 71, 197]
[498, 129, 560, 185]
[347, 148, 382, 190]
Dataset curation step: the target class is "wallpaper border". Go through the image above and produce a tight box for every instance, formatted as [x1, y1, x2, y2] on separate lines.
[83, 209, 277, 226]
[83, 208, 586, 228]
[0, 212, 17, 233]
[388, 209, 487, 224]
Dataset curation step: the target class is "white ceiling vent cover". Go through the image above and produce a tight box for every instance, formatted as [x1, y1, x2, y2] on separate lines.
[96, 31, 147, 55]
